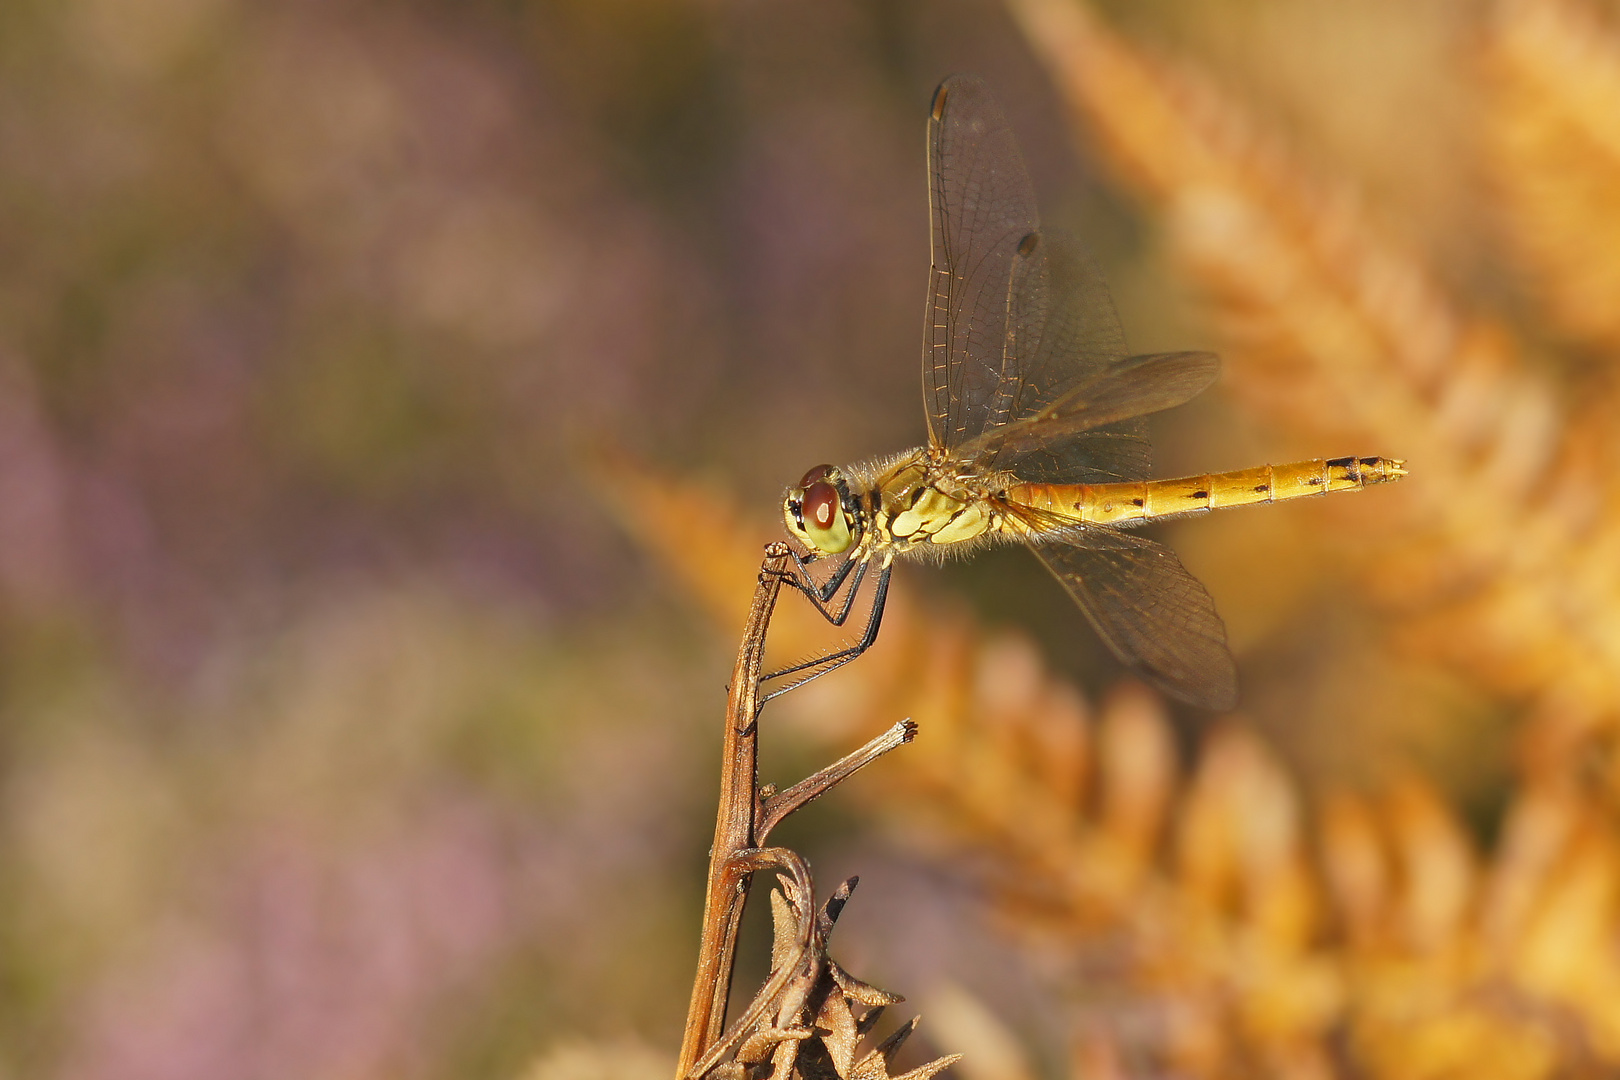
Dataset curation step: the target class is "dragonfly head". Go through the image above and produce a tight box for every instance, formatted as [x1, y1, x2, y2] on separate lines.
[783, 464, 857, 557]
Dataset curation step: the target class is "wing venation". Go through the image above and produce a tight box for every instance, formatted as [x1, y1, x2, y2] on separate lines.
[1029, 531, 1238, 710]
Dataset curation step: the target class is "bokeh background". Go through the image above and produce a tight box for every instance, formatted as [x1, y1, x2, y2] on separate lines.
[7, 0, 1620, 1077]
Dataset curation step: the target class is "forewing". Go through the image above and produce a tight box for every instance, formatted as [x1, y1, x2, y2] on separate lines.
[991, 421, 1152, 484]
[987, 228, 1131, 430]
[1029, 531, 1239, 710]
[954, 346, 1215, 484]
[934, 209, 1221, 479]
[980, 349, 1220, 468]
[923, 75, 1041, 451]
[922, 82, 1217, 474]
[970, 225, 1154, 482]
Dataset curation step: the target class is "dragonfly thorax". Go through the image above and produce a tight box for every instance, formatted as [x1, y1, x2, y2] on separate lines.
[862, 452, 998, 554]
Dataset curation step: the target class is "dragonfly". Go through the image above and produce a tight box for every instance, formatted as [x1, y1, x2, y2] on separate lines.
[773, 75, 1404, 711]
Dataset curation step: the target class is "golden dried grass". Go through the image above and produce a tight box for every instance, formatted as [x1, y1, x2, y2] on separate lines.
[1007, 0, 1620, 771]
[1483, 0, 1620, 356]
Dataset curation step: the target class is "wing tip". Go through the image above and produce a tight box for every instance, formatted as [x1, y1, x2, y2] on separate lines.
[1143, 662, 1239, 713]
[930, 73, 993, 122]
[1193, 680, 1240, 713]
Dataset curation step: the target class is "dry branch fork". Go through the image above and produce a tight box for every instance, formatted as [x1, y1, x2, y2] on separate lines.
[674, 543, 948, 1080]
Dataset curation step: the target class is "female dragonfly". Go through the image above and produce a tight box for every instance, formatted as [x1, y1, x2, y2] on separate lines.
[775, 75, 1403, 711]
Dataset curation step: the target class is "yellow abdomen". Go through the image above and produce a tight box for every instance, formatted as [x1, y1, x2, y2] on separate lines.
[1006, 456, 1406, 528]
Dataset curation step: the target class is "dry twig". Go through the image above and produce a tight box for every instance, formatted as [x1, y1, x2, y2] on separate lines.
[674, 541, 948, 1079]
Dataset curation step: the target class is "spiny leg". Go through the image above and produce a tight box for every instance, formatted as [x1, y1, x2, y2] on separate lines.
[762, 552, 870, 679]
[769, 549, 867, 626]
[760, 561, 892, 706]
[773, 545, 860, 608]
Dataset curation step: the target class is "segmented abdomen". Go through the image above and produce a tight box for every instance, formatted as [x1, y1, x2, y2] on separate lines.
[1006, 456, 1407, 529]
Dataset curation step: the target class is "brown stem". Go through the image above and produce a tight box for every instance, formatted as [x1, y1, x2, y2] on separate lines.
[685, 847, 818, 1079]
[758, 720, 917, 843]
[676, 546, 919, 1078]
[675, 543, 792, 1077]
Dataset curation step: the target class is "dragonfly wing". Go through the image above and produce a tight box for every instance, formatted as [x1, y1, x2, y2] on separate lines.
[983, 348, 1220, 466]
[954, 345, 1215, 484]
[992, 421, 1153, 484]
[992, 227, 1132, 429]
[968, 223, 1153, 482]
[923, 80, 1217, 470]
[1030, 531, 1239, 710]
[923, 75, 1041, 451]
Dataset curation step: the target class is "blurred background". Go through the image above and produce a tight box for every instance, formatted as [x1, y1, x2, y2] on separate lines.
[6, 0, 1619, 1077]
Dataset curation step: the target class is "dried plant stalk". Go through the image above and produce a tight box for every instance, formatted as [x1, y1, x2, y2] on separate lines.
[676, 544, 789, 1075]
[670, 535, 943, 1079]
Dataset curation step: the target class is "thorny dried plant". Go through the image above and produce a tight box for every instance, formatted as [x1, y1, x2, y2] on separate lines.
[602, 457, 1620, 1078]
[1007, 0, 1620, 776]
[672, 542, 955, 1079]
[700, 862, 958, 1080]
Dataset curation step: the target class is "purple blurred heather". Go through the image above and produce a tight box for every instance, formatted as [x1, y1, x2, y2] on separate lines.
[0, 357, 76, 611]
[0, 4, 719, 653]
[0, 0, 1095, 1073]
[62, 799, 517, 1080]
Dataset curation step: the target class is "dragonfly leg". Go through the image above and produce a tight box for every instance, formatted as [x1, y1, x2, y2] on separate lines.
[759, 562, 892, 705]
[761, 556, 870, 686]
[769, 546, 860, 608]
[774, 550, 867, 626]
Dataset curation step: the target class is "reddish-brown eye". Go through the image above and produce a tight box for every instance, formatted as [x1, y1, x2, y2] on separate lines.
[803, 481, 840, 529]
[797, 464, 834, 489]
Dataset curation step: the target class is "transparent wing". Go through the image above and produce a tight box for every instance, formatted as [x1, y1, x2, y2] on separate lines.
[981, 224, 1157, 483]
[995, 420, 1153, 484]
[971, 346, 1220, 475]
[972, 226, 1217, 478]
[1028, 531, 1239, 711]
[922, 80, 1217, 469]
[923, 74, 1042, 450]
[985, 227, 1133, 430]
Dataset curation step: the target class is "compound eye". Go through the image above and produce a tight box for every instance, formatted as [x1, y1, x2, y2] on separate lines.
[794, 475, 852, 555]
[797, 464, 834, 489]
[803, 481, 839, 531]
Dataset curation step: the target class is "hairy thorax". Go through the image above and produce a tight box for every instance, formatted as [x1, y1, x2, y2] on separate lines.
[845, 448, 1018, 562]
